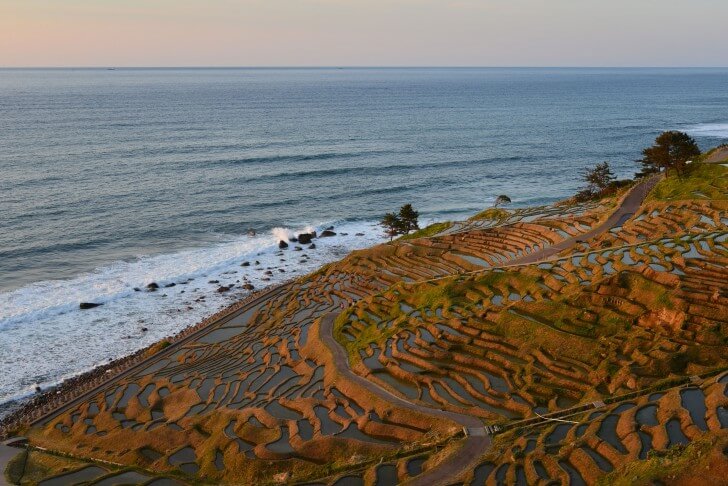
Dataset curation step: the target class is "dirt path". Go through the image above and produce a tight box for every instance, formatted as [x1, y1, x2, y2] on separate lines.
[319, 313, 490, 486]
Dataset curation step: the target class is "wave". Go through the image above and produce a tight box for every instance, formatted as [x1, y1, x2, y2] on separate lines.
[683, 123, 728, 138]
[208, 149, 402, 168]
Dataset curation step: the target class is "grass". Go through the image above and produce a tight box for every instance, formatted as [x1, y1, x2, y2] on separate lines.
[468, 207, 510, 222]
[4, 448, 27, 484]
[648, 162, 728, 201]
[398, 221, 452, 241]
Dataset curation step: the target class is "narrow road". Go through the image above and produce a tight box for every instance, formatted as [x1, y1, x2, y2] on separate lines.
[319, 313, 490, 486]
[507, 174, 661, 265]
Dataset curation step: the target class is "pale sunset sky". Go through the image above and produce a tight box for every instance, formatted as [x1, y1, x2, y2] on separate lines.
[2, 0, 727, 67]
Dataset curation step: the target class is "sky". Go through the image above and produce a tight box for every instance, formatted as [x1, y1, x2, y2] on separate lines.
[2, 0, 727, 67]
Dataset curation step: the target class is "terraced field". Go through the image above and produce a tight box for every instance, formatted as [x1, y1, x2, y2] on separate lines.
[4, 162, 727, 485]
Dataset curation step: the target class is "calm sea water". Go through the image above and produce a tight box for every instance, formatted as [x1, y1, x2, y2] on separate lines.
[1, 67, 727, 412]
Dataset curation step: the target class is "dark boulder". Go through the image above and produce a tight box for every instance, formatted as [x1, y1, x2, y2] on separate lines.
[140, 327, 148, 332]
[297, 233, 314, 244]
[293, 246, 302, 251]
[279, 240, 289, 249]
[164, 283, 176, 288]
[217, 285, 232, 293]
[208, 280, 219, 284]
[241, 261, 251, 267]
[355, 232, 365, 236]
[146, 282, 159, 291]
[242, 283, 255, 290]
[320, 230, 336, 237]
[79, 302, 103, 310]
[289, 237, 298, 242]
[308, 243, 316, 249]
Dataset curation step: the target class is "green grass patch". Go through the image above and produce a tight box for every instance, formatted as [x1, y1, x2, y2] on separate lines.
[397, 221, 452, 241]
[4, 448, 28, 484]
[647, 162, 728, 201]
[469, 207, 510, 222]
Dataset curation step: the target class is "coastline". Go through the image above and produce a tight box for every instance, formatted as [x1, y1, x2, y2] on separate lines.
[0, 196, 595, 435]
[0, 194, 584, 438]
[0, 219, 388, 416]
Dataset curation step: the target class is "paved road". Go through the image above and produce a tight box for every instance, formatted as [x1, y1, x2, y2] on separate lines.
[507, 174, 661, 266]
[319, 314, 490, 486]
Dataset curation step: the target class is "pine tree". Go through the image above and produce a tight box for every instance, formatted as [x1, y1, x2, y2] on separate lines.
[637, 131, 700, 177]
[398, 204, 420, 233]
[493, 195, 512, 207]
[380, 212, 402, 241]
[582, 161, 615, 193]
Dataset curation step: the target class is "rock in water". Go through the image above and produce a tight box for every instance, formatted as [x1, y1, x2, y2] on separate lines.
[146, 282, 159, 291]
[241, 261, 251, 267]
[320, 230, 336, 237]
[279, 240, 289, 249]
[79, 302, 103, 309]
[297, 233, 314, 244]
[308, 243, 316, 249]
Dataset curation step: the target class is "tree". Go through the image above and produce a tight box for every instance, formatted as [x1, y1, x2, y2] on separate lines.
[493, 195, 511, 208]
[582, 161, 615, 193]
[398, 204, 420, 233]
[637, 131, 700, 177]
[380, 212, 402, 241]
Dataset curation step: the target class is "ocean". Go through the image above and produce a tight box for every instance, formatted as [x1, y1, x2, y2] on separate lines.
[1, 67, 727, 414]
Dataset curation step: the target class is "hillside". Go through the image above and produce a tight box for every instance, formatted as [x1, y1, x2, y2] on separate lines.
[3, 161, 727, 485]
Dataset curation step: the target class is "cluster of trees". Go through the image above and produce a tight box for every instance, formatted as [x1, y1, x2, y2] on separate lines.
[576, 131, 701, 202]
[380, 132, 700, 236]
[380, 204, 420, 240]
[636, 130, 700, 177]
[575, 161, 617, 201]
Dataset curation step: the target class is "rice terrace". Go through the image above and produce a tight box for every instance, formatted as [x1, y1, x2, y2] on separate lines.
[1, 140, 727, 485]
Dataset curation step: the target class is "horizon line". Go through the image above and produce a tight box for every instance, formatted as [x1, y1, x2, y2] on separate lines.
[2, 65, 728, 70]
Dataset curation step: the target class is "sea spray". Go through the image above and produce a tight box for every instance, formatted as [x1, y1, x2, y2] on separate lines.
[271, 227, 293, 243]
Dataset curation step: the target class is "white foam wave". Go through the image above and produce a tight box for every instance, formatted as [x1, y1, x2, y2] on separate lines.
[683, 123, 728, 138]
[0, 220, 385, 409]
